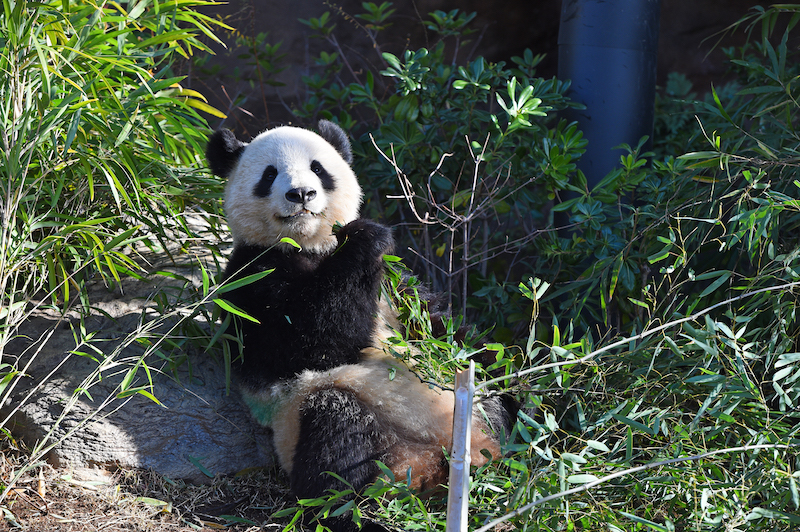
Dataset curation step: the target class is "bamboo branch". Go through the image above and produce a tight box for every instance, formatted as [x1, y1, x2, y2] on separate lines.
[476, 280, 800, 392]
[474, 443, 795, 532]
[446, 361, 475, 532]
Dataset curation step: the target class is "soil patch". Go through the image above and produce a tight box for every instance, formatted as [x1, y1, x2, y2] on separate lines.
[1, 445, 295, 531]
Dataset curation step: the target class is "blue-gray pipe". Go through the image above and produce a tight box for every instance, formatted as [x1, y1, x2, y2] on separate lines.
[558, 0, 661, 190]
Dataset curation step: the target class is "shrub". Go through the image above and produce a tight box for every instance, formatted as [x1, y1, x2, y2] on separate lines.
[289, 7, 588, 343]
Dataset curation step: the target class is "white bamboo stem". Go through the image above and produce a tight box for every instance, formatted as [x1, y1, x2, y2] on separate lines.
[446, 360, 475, 532]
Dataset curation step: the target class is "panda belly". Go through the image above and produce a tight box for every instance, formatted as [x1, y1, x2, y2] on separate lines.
[260, 349, 502, 496]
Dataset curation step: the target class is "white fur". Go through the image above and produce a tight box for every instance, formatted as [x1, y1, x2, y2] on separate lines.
[225, 126, 362, 254]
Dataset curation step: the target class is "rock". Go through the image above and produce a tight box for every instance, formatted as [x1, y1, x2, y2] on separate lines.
[2, 263, 274, 484]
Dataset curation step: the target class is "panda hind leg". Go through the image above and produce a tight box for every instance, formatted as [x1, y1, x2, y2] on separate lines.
[480, 393, 520, 438]
[291, 387, 393, 498]
[291, 387, 393, 532]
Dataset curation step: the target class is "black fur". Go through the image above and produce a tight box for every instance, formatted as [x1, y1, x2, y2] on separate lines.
[293, 388, 397, 532]
[317, 120, 353, 164]
[206, 129, 246, 178]
[254, 165, 278, 197]
[222, 218, 394, 386]
[479, 395, 518, 442]
[311, 160, 336, 191]
[291, 387, 392, 497]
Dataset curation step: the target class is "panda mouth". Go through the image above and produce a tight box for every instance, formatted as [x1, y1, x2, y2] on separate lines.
[278, 209, 316, 221]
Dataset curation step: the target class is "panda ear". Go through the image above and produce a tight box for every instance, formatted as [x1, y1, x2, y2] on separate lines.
[317, 120, 353, 166]
[206, 129, 246, 178]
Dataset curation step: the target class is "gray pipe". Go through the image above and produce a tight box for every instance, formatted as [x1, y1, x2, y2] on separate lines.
[558, 0, 661, 190]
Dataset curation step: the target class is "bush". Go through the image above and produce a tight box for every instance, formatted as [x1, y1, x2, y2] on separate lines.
[289, 7, 588, 343]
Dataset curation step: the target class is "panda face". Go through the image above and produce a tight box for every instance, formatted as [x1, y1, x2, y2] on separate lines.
[219, 125, 363, 254]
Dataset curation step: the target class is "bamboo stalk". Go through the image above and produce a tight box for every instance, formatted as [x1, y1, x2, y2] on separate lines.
[446, 361, 475, 532]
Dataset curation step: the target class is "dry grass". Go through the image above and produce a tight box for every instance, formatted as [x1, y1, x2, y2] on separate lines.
[0, 440, 297, 532]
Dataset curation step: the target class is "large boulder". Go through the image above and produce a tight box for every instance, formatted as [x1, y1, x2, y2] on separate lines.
[2, 266, 274, 483]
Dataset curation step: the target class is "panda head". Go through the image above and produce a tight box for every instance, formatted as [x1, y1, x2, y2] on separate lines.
[206, 120, 362, 254]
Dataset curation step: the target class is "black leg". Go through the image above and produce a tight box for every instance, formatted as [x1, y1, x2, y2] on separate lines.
[291, 387, 394, 532]
[291, 387, 392, 497]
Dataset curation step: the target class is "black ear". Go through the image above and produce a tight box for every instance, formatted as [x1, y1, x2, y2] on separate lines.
[206, 129, 246, 177]
[317, 120, 353, 165]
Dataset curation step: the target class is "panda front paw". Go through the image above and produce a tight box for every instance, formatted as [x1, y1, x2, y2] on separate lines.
[336, 219, 394, 259]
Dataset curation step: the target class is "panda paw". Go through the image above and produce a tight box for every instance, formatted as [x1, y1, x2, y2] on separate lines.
[336, 219, 394, 259]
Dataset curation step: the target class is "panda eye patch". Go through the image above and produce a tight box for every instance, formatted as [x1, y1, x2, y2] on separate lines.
[310, 160, 335, 191]
[254, 165, 278, 198]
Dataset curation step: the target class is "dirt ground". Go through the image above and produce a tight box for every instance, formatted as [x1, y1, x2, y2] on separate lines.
[0, 442, 296, 532]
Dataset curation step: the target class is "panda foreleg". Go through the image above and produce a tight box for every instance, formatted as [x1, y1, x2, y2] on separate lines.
[330, 219, 394, 271]
[294, 219, 393, 355]
[290, 387, 393, 498]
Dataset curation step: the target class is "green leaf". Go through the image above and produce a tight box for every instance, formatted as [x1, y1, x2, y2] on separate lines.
[273, 507, 302, 519]
[187, 455, 215, 478]
[216, 270, 274, 294]
[746, 507, 800, 523]
[685, 374, 726, 385]
[103, 225, 142, 252]
[114, 104, 139, 147]
[329, 500, 354, 518]
[134, 388, 162, 405]
[586, 440, 610, 453]
[627, 297, 650, 310]
[183, 97, 227, 118]
[281, 237, 301, 249]
[561, 452, 587, 464]
[612, 414, 652, 435]
[214, 299, 260, 323]
[619, 511, 669, 531]
[678, 151, 721, 160]
[609, 254, 623, 300]
[567, 474, 598, 484]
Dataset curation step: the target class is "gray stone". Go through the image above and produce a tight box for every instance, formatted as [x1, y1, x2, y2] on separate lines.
[2, 268, 274, 484]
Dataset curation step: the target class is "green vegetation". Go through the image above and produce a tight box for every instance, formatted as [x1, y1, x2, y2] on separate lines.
[1, 0, 799, 531]
[270, 4, 800, 531]
[0, 0, 228, 499]
[295, 6, 582, 337]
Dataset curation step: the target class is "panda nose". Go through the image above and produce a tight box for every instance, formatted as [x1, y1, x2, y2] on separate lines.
[286, 187, 317, 204]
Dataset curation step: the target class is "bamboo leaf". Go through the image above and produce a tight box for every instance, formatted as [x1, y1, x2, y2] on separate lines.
[182, 97, 226, 118]
[213, 299, 260, 323]
[216, 270, 274, 294]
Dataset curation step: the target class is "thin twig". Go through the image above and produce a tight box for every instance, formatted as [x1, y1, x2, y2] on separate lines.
[371, 134, 441, 226]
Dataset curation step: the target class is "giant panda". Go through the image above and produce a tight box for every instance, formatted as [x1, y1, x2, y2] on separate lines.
[206, 120, 514, 527]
